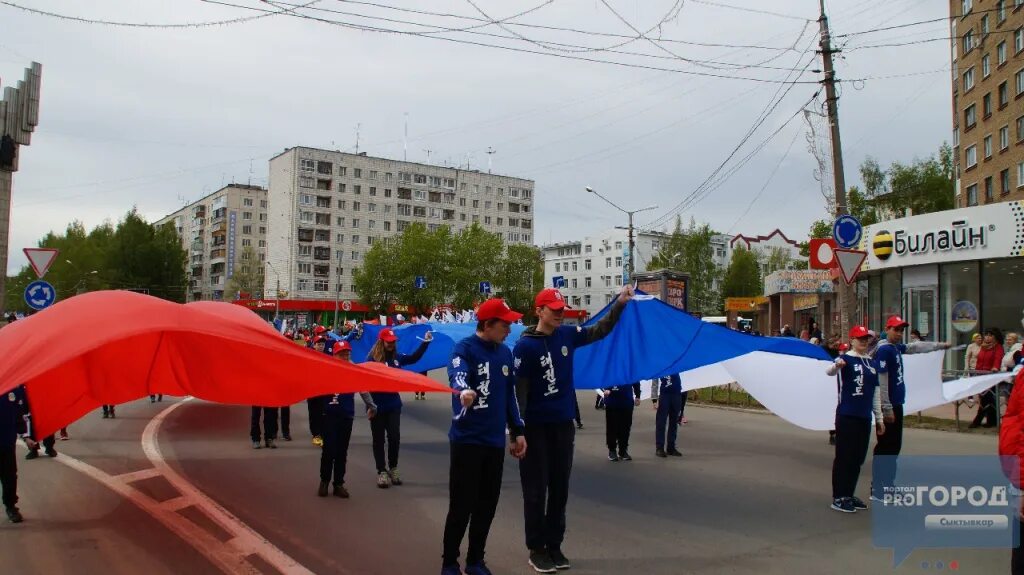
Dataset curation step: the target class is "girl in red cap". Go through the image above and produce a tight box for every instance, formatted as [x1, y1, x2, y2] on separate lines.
[366, 327, 432, 488]
[826, 325, 885, 514]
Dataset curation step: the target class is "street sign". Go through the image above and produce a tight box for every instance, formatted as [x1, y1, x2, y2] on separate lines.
[809, 238, 838, 270]
[834, 248, 868, 285]
[478, 281, 491, 294]
[24, 280, 55, 310]
[552, 275, 565, 288]
[832, 215, 863, 249]
[23, 247, 58, 278]
[414, 276, 427, 289]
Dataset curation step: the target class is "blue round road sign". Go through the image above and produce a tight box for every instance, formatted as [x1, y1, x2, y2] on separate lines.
[24, 280, 56, 311]
[832, 215, 863, 249]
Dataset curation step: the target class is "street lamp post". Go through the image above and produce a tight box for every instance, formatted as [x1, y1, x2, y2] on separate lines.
[585, 187, 657, 282]
[65, 260, 98, 295]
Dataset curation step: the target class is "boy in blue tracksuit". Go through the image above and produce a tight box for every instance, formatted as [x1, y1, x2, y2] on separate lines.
[365, 326, 431, 488]
[318, 340, 376, 499]
[441, 298, 527, 575]
[601, 383, 641, 461]
[872, 315, 950, 498]
[513, 285, 633, 573]
[1, 385, 32, 523]
[652, 373, 684, 458]
[826, 325, 885, 513]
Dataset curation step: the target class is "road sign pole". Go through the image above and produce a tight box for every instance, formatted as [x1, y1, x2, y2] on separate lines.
[0, 171, 10, 317]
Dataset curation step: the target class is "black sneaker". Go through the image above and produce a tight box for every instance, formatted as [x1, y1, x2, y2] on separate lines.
[830, 497, 856, 513]
[252, 441, 261, 449]
[317, 482, 328, 497]
[548, 548, 571, 570]
[618, 451, 632, 461]
[607, 450, 619, 462]
[283, 435, 293, 442]
[44, 448, 57, 458]
[333, 484, 349, 498]
[850, 496, 867, 510]
[528, 550, 557, 573]
[655, 448, 667, 458]
[25, 450, 38, 460]
[266, 439, 277, 449]
[5, 506, 23, 523]
[667, 448, 682, 457]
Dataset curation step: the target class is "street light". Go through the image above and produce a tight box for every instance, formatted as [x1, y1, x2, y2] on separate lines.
[584, 186, 658, 282]
[65, 259, 98, 295]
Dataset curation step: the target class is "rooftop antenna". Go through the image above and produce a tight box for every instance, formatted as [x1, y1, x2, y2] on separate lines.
[248, 157, 253, 186]
[486, 147, 496, 173]
[403, 112, 408, 161]
[355, 123, 361, 154]
[423, 148, 433, 163]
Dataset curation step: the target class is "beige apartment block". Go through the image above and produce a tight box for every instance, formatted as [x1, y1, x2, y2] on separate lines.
[265, 147, 536, 301]
[156, 184, 268, 301]
[951, 0, 1024, 207]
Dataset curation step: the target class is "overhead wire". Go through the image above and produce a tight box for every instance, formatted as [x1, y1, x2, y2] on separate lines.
[0, 0, 320, 28]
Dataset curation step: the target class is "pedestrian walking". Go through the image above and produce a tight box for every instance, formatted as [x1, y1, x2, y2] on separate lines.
[23, 388, 56, 460]
[149, 394, 163, 403]
[873, 315, 951, 494]
[1, 385, 31, 523]
[652, 374, 683, 458]
[827, 325, 885, 513]
[441, 298, 527, 575]
[307, 335, 329, 446]
[367, 327, 431, 488]
[513, 285, 633, 573]
[970, 328, 1005, 429]
[965, 333, 982, 372]
[101, 404, 116, 418]
[58, 427, 69, 441]
[251, 406, 280, 449]
[318, 341, 376, 498]
[602, 383, 640, 461]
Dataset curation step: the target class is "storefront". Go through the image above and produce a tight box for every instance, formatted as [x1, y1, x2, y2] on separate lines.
[762, 270, 836, 336]
[857, 201, 1024, 370]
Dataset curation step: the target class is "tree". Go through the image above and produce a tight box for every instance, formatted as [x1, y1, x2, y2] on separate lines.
[353, 236, 403, 314]
[448, 224, 504, 309]
[496, 244, 543, 318]
[799, 219, 833, 257]
[106, 209, 187, 302]
[648, 217, 723, 315]
[722, 247, 762, 299]
[761, 246, 794, 276]
[225, 245, 263, 300]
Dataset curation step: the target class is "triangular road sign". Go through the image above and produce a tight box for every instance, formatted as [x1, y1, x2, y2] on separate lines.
[834, 248, 867, 285]
[23, 248, 59, 279]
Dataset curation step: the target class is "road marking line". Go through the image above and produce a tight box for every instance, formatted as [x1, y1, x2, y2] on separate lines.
[113, 467, 162, 483]
[29, 445, 257, 574]
[143, 398, 317, 575]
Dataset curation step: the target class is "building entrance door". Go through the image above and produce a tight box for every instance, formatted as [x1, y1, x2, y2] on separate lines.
[902, 286, 938, 341]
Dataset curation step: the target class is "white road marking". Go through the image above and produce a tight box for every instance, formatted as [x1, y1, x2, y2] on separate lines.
[113, 467, 162, 483]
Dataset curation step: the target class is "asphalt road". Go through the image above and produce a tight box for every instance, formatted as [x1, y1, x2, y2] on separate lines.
[0, 380, 1010, 575]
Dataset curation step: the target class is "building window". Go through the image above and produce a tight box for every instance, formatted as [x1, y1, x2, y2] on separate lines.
[963, 30, 974, 55]
[300, 211, 314, 223]
[985, 135, 993, 159]
[983, 93, 993, 117]
[1000, 81, 1010, 107]
[339, 166, 347, 176]
[605, 257, 612, 267]
[965, 144, 978, 168]
[259, 226, 266, 234]
[1017, 28, 1024, 54]
[299, 245, 312, 257]
[242, 225, 252, 234]
[614, 241, 622, 249]
[963, 67, 975, 92]
[243, 198, 254, 207]
[999, 42, 1008, 67]
[1017, 69, 1024, 96]
[300, 158, 315, 172]
[615, 256, 622, 267]
[571, 261, 578, 271]
[555, 263, 561, 272]
[299, 176, 314, 188]
[353, 201, 361, 211]
[966, 183, 978, 206]
[351, 251, 361, 261]
[1001, 168, 1011, 194]
[384, 221, 391, 231]
[1018, 116, 1024, 141]
[354, 185, 361, 195]
[369, 170, 377, 180]
[384, 189, 392, 198]
[352, 235, 360, 244]
[298, 262, 312, 274]
[336, 233, 344, 243]
[584, 259, 592, 270]
[983, 54, 992, 79]
[354, 168, 362, 179]
[369, 187, 376, 196]
[571, 278, 578, 289]
[962, 0, 972, 14]
[999, 0, 1007, 22]
[300, 193, 313, 206]
[352, 218, 360, 227]
[1018, 162, 1024, 188]
[985, 176, 994, 202]
[1001, 125, 1010, 149]
[338, 183, 346, 194]
[965, 104, 976, 128]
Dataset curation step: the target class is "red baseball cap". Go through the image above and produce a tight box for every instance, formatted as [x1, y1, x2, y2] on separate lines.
[477, 298, 523, 323]
[312, 335, 327, 345]
[849, 325, 871, 339]
[332, 341, 352, 354]
[535, 288, 569, 310]
[885, 315, 910, 329]
[313, 325, 327, 335]
[379, 328, 398, 342]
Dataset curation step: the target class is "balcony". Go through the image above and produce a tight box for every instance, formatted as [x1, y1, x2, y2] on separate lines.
[297, 228, 314, 242]
[191, 205, 206, 218]
[190, 241, 204, 254]
[209, 248, 226, 260]
[192, 218, 205, 229]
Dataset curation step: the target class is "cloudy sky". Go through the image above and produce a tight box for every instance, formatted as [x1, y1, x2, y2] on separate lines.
[1, 0, 951, 273]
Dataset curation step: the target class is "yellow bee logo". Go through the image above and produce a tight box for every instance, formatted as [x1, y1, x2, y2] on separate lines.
[873, 230, 893, 260]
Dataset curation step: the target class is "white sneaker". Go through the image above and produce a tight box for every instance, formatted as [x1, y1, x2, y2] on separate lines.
[377, 471, 391, 489]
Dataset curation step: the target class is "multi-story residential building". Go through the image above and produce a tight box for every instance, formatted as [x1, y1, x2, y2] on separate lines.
[156, 184, 268, 302]
[265, 147, 536, 301]
[729, 229, 806, 274]
[541, 228, 667, 317]
[950, 0, 1024, 207]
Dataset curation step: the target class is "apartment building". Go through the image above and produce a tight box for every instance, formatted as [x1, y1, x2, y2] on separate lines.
[541, 228, 667, 317]
[265, 147, 536, 301]
[156, 184, 268, 302]
[951, 0, 1024, 207]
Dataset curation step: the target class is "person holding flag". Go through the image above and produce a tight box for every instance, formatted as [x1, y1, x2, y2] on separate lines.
[513, 285, 633, 573]
[652, 373, 684, 458]
[318, 340, 376, 499]
[441, 298, 527, 575]
[872, 315, 951, 499]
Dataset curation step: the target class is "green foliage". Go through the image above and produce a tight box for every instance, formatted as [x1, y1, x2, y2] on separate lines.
[353, 223, 539, 315]
[761, 246, 794, 276]
[225, 245, 264, 301]
[5, 209, 187, 311]
[722, 247, 762, 299]
[648, 217, 723, 315]
[799, 219, 833, 257]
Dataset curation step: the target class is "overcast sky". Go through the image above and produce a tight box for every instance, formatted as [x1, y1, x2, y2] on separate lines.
[0, 0, 951, 274]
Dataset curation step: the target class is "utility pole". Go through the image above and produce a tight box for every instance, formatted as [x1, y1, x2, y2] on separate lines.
[627, 212, 636, 282]
[585, 186, 656, 284]
[818, 0, 855, 338]
[0, 62, 42, 318]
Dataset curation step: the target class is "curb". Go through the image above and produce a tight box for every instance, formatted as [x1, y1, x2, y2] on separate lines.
[688, 402, 769, 416]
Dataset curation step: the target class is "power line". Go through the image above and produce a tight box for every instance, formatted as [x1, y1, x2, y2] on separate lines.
[688, 0, 812, 22]
[725, 122, 803, 234]
[0, 0, 319, 28]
